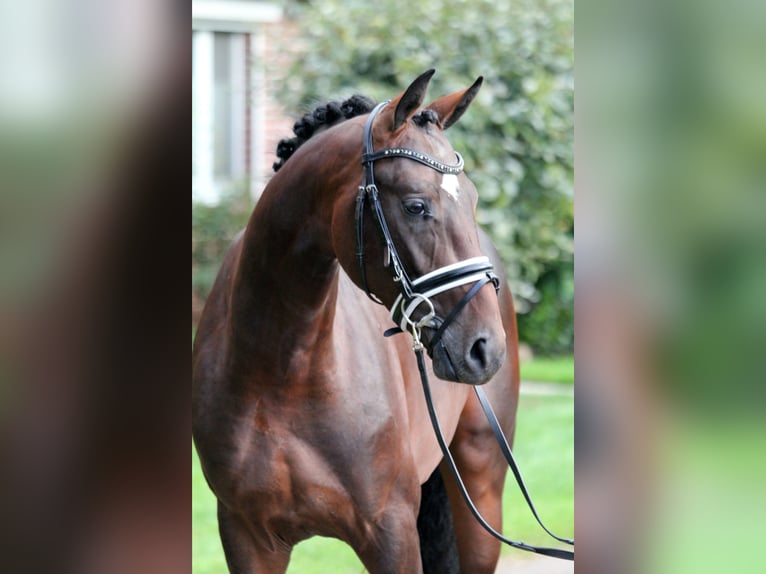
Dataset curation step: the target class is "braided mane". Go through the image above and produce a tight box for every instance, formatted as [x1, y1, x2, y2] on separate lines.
[272, 95, 375, 172]
[272, 95, 443, 172]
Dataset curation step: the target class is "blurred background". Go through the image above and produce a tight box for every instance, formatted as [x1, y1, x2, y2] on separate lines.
[0, 0, 763, 573]
[576, 0, 766, 571]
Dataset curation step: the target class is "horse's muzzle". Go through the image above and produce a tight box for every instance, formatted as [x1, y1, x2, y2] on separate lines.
[430, 331, 505, 385]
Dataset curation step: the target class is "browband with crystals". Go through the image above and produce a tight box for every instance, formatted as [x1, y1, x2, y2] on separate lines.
[362, 148, 464, 175]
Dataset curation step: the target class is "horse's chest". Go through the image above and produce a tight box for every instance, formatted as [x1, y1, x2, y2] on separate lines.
[234, 399, 402, 537]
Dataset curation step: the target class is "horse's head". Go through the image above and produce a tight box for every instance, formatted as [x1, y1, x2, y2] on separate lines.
[333, 70, 506, 385]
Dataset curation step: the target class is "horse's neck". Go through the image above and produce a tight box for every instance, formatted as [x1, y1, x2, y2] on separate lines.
[223, 121, 364, 380]
[227, 162, 344, 371]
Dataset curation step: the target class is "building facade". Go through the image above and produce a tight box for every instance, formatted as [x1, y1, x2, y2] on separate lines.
[192, 1, 283, 204]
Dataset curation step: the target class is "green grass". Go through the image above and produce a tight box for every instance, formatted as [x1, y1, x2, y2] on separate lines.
[192, 392, 573, 572]
[500, 392, 574, 554]
[519, 354, 574, 384]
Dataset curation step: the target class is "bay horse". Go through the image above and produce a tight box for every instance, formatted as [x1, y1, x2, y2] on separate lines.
[192, 69, 521, 574]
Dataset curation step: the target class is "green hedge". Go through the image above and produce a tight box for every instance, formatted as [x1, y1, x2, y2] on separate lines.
[517, 261, 574, 355]
[192, 188, 252, 317]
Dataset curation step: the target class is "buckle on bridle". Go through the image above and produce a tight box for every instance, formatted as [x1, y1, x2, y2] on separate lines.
[399, 293, 435, 350]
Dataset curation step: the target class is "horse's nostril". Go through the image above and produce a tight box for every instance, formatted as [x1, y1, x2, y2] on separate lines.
[469, 337, 488, 370]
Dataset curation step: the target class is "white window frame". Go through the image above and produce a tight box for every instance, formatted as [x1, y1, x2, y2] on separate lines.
[192, 1, 281, 204]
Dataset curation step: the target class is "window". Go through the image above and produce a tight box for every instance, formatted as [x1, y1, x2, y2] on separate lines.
[193, 30, 248, 202]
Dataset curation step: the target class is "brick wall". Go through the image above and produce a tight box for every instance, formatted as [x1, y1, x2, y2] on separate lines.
[257, 20, 300, 195]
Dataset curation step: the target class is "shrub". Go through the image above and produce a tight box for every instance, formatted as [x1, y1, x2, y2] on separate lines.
[192, 187, 251, 322]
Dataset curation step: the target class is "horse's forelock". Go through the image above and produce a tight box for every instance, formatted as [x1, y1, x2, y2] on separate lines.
[412, 109, 439, 128]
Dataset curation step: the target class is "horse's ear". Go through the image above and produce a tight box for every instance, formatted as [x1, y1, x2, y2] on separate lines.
[426, 76, 483, 130]
[389, 69, 436, 132]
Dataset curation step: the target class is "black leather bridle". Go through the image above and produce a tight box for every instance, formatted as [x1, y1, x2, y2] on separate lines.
[355, 101, 574, 561]
[355, 101, 499, 351]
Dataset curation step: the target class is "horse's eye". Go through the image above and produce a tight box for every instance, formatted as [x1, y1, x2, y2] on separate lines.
[403, 200, 427, 216]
